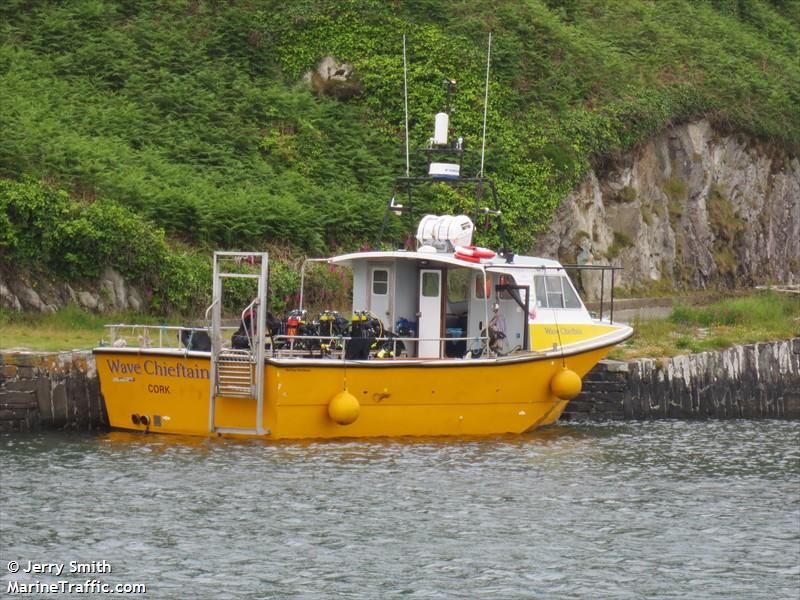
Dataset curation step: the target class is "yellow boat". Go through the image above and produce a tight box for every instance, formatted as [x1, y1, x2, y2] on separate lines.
[94, 64, 632, 439]
[95, 246, 631, 439]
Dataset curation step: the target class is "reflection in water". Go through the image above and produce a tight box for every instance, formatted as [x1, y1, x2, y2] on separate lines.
[1, 421, 798, 599]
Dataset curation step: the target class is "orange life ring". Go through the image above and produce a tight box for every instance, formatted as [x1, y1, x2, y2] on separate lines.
[454, 252, 481, 263]
[457, 245, 496, 258]
[454, 245, 496, 262]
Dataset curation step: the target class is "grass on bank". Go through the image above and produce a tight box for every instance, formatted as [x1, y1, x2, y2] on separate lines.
[0, 305, 168, 352]
[609, 291, 800, 360]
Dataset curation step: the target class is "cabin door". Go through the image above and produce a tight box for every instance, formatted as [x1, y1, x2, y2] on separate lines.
[369, 265, 393, 329]
[418, 269, 443, 358]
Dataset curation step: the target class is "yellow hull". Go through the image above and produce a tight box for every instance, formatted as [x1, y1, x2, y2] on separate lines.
[95, 345, 613, 440]
[529, 323, 619, 352]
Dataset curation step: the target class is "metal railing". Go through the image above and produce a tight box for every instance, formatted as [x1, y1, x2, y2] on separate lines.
[268, 333, 497, 360]
[486, 263, 624, 323]
[102, 324, 235, 350]
[101, 325, 504, 360]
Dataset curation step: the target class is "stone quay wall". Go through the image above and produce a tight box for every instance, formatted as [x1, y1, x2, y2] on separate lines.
[0, 351, 106, 433]
[1, 339, 798, 432]
[563, 338, 800, 421]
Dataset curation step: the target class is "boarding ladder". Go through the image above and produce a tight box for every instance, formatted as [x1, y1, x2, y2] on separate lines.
[207, 252, 269, 436]
[216, 349, 255, 398]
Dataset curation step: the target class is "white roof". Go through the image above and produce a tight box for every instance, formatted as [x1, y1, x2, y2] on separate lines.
[326, 250, 563, 271]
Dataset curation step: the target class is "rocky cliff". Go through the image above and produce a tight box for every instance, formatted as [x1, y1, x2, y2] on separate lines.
[535, 120, 800, 299]
[0, 267, 143, 314]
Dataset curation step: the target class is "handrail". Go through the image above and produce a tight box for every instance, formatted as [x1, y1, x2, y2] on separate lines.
[486, 263, 622, 323]
[270, 333, 495, 360]
[105, 325, 514, 358]
[204, 298, 219, 323]
[271, 334, 487, 343]
[240, 297, 258, 351]
[483, 264, 623, 271]
[104, 324, 223, 332]
[101, 324, 528, 359]
[102, 323, 236, 350]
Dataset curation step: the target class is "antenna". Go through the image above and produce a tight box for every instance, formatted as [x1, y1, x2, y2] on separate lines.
[403, 34, 410, 178]
[479, 32, 492, 179]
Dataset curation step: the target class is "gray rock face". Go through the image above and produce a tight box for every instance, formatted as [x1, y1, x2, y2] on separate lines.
[10, 280, 43, 311]
[536, 120, 800, 298]
[0, 268, 144, 314]
[76, 291, 98, 310]
[0, 277, 22, 311]
[101, 267, 128, 310]
[306, 55, 355, 83]
[127, 286, 143, 312]
[303, 55, 361, 99]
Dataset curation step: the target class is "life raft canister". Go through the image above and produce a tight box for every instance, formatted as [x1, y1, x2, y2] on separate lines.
[454, 245, 496, 263]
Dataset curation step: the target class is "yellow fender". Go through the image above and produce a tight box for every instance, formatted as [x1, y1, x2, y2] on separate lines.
[550, 368, 582, 400]
[328, 390, 360, 425]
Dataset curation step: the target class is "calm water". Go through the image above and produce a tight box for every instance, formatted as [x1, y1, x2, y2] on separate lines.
[1, 421, 798, 599]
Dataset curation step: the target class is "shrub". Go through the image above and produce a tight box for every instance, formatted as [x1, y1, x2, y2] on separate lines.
[0, 178, 209, 314]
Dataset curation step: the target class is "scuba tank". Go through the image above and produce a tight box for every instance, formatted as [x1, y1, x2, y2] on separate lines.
[317, 310, 349, 355]
[318, 310, 349, 337]
[285, 309, 306, 338]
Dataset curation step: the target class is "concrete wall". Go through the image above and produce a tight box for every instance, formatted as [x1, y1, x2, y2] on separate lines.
[563, 338, 800, 421]
[0, 351, 106, 432]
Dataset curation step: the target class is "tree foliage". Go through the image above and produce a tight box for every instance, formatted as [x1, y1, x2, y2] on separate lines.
[0, 179, 209, 313]
[0, 0, 797, 312]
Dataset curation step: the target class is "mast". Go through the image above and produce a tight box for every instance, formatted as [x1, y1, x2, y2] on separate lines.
[479, 31, 492, 179]
[403, 33, 410, 178]
[376, 33, 512, 261]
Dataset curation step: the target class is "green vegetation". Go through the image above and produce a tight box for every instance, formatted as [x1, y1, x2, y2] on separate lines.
[1, 0, 798, 315]
[606, 231, 634, 260]
[0, 179, 210, 313]
[615, 186, 637, 203]
[610, 291, 800, 359]
[640, 203, 654, 227]
[663, 176, 688, 227]
[707, 184, 747, 278]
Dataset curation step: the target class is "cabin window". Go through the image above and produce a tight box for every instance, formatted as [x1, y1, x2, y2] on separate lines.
[534, 276, 546, 307]
[372, 269, 388, 295]
[545, 276, 564, 308]
[422, 272, 440, 297]
[497, 274, 516, 300]
[563, 279, 581, 308]
[474, 273, 493, 299]
[447, 269, 470, 303]
[534, 275, 582, 309]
